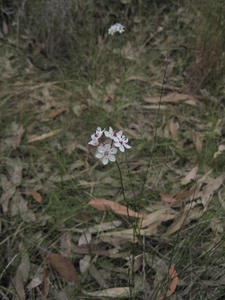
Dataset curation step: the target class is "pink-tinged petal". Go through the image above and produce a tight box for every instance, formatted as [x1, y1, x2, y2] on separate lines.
[96, 152, 104, 159]
[97, 145, 105, 153]
[104, 143, 111, 151]
[114, 141, 120, 148]
[102, 157, 109, 165]
[117, 130, 123, 137]
[104, 131, 110, 138]
[109, 155, 116, 162]
[89, 139, 98, 146]
[110, 147, 117, 154]
[119, 145, 125, 152]
[124, 143, 131, 149]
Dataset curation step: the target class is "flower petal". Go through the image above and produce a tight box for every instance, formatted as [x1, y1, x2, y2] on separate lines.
[119, 145, 125, 152]
[109, 155, 116, 162]
[124, 143, 131, 149]
[88, 139, 98, 146]
[97, 144, 105, 153]
[96, 152, 104, 159]
[102, 157, 109, 165]
[110, 147, 117, 154]
[117, 130, 123, 137]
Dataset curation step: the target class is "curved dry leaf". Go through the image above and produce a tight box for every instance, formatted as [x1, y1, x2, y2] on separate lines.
[141, 207, 176, 228]
[161, 193, 176, 207]
[31, 191, 43, 204]
[83, 287, 130, 298]
[47, 253, 80, 288]
[144, 93, 198, 106]
[166, 265, 178, 297]
[181, 166, 198, 186]
[213, 145, 225, 159]
[88, 198, 144, 218]
[169, 118, 179, 141]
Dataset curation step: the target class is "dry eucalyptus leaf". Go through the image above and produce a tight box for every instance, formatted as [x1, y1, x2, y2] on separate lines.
[7, 158, 23, 187]
[169, 118, 179, 141]
[213, 145, 225, 159]
[78, 232, 92, 246]
[144, 93, 198, 106]
[79, 255, 91, 274]
[141, 207, 177, 228]
[3, 122, 24, 150]
[48, 107, 66, 119]
[31, 191, 43, 204]
[27, 129, 61, 143]
[89, 198, 144, 218]
[181, 166, 199, 186]
[47, 253, 80, 288]
[14, 248, 30, 300]
[83, 287, 130, 298]
[192, 131, 203, 154]
[0, 175, 16, 213]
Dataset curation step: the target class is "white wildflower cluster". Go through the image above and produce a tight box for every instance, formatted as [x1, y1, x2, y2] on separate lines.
[108, 23, 125, 36]
[88, 127, 131, 165]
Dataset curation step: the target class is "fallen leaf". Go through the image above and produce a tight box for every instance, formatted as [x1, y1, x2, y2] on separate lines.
[3, 122, 24, 150]
[89, 265, 108, 288]
[47, 253, 80, 288]
[161, 193, 176, 206]
[144, 93, 198, 106]
[83, 221, 122, 234]
[192, 131, 203, 154]
[42, 266, 48, 297]
[79, 255, 91, 274]
[7, 158, 23, 187]
[181, 166, 199, 185]
[169, 118, 179, 141]
[213, 145, 225, 159]
[10, 190, 36, 222]
[141, 207, 176, 228]
[48, 107, 66, 119]
[200, 175, 225, 209]
[83, 287, 130, 298]
[31, 191, 43, 203]
[0, 175, 16, 213]
[167, 265, 178, 297]
[14, 247, 30, 300]
[2, 20, 8, 35]
[79, 232, 92, 246]
[60, 232, 72, 257]
[88, 198, 144, 218]
[27, 129, 61, 143]
[162, 211, 188, 237]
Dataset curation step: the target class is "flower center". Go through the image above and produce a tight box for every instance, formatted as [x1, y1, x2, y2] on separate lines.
[120, 141, 123, 145]
[104, 151, 109, 156]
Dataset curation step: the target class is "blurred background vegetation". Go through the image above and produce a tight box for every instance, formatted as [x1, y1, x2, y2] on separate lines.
[1, 0, 225, 94]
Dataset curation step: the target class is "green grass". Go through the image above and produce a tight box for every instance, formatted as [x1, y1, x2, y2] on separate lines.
[1, 1, 225, 299]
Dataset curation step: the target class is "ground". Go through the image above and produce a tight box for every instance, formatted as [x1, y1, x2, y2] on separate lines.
[0, 2, 225, 299]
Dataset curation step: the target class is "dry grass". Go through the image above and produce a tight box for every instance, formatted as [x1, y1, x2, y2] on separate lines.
[0, 1, 225, 299]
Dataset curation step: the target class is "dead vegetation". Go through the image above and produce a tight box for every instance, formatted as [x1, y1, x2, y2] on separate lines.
[0, 1, 225, 299]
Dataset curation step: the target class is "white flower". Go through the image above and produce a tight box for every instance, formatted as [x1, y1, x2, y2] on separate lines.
[114, 134, 131, 152]
[108, 23, 125, 36]
[95, 143, 117, 165]
[88, 127, 104, 146]
[104, 127, 122, 141]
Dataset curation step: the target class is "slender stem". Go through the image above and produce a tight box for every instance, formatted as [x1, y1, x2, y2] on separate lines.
[116, 160, 126, 203]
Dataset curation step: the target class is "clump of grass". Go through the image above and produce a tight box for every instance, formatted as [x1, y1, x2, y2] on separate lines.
[187, 0, 225, 90]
